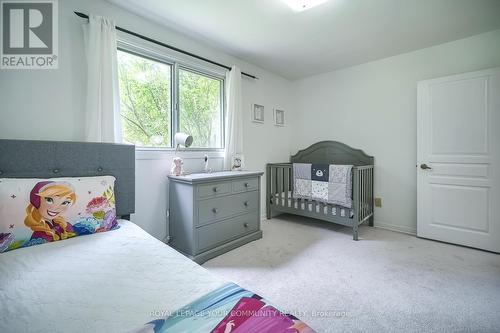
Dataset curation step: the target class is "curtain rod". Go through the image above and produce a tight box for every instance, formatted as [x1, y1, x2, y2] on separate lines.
[74, 11, 258, 80]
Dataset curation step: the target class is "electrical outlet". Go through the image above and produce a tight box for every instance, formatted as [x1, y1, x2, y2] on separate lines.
[374, 197, 382, 207]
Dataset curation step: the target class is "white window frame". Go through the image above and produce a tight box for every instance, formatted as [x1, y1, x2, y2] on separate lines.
[117, 32, 226, 152]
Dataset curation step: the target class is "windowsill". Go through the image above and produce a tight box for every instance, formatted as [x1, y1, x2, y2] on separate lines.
[135, 147, 224, 160]
[135, 147, 224, 152]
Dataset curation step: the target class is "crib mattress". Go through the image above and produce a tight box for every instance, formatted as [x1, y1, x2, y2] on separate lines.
[273, 192, 354, 218]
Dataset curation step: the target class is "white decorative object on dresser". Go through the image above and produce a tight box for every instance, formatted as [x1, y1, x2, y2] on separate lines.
[168, 171, 264, 263]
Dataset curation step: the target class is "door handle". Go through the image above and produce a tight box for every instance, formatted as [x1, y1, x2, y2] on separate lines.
[420, 163, 432, 170]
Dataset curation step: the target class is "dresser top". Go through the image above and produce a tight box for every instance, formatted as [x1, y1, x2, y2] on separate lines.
[168, 170, 264, 183]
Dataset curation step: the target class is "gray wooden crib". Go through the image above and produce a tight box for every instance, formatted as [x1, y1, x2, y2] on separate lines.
[266, 141, 374, 240]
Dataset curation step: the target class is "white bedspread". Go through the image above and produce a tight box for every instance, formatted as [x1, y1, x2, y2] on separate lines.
[0, 220, 227, 333]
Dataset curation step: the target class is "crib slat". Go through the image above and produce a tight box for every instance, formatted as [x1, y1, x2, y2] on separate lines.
[366, 169, 369, 219]
[284, 167, 289, 207]
[368, 168, 371, 216]
[356, 170, 361, 222]
[361, 169, 366, 219]
[270, 166, 275, 205]
[273, 166, 278, 205]
[360, 169, 363, 220]
[361, 169, 364, 220]
[273, 166, 277, 206]
[278, 167, 284, 206]
[272, 166, 275, 202]
[368, 168, 372, 217]
[366, 168, 371, 218]
[366, 169, 369, 218]
[370, 167, 374, 213]
[269, 167, 272, 195]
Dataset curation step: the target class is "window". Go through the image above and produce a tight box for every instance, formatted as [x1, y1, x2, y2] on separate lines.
[117, 48, 225, 149]
[117, 50, 172, 147]
[179, 69, 223, 148]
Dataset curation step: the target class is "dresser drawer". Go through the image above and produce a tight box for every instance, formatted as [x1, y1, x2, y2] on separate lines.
[197, 191, 259, 225]
[232, 177, 259, 193]
[197, 181, 231, 198]
[197, 212, 259, 252]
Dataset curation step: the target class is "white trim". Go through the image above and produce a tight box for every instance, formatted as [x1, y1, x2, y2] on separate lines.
[116, 31, 227, 78]
[116, 32, 227, 150]
[374, 220, 417, 235]
[262, 216, 417, 236]
[136, 148, 224, 161]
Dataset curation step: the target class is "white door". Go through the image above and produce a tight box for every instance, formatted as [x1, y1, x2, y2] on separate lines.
[417, 68, 500, 253]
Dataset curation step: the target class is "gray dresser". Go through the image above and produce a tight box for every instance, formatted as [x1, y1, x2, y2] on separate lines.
[168, 171, 264, 263]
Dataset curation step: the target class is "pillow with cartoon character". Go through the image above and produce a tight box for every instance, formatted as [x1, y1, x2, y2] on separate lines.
[0, 176, 118, 253]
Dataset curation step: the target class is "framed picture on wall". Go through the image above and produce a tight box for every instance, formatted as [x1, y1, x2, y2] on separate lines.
[274, 109, 285, 127]
[252, 104, 265, 123]
[231, 154, 244, 171]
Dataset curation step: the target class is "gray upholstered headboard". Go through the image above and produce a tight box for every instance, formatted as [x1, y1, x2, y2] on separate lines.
[291, 141, 374, 166]
[0, 140, 135, 219]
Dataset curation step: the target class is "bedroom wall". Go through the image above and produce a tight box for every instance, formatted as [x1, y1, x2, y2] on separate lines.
[0, 0, 295, 240]
[291, 29, 500, 234]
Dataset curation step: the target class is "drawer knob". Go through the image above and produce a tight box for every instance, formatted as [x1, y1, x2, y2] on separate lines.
[213, 187, 218, 192]
[244, 201, 249, 207]
[212, 208, 219, 214]
[244, 223, 249, 228]
[244, 183, 249, 187]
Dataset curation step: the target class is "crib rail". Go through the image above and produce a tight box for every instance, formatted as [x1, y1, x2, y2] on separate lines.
[353, 165, 374, 223]
[266, 163, 374, 238]
[266, 163, 294, 215]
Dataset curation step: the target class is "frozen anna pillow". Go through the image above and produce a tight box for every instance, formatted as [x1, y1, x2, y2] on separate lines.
[0, 176, 119, 253]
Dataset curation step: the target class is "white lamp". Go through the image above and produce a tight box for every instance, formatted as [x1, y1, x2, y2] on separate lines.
[174, 132, 193, 151]
[171, 132, 193, 176]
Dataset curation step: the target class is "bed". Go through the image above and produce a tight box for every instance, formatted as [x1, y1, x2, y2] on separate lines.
[0, 139, 315, 333]
[266, 141, 374, 240]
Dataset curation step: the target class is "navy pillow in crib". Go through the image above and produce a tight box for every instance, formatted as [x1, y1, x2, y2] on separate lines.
[311, 164, 329, 181]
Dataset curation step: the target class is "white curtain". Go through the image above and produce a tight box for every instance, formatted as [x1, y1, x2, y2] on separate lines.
[83, 15, 122, 143]
[224, 65, 243, 169]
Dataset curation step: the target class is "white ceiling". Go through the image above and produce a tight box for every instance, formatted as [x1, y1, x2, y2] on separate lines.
[108, 0, 500, 80]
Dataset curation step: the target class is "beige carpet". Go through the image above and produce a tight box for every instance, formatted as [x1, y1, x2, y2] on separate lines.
[203, 215, 500, 333]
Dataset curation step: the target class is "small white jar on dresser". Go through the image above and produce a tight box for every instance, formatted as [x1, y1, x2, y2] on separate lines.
[168, 171, 264, 263]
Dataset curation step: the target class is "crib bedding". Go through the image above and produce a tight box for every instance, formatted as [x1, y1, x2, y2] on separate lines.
[0, 220, 315, 333]
[292, 163, 353, 208]
[274, 191, 354, 218]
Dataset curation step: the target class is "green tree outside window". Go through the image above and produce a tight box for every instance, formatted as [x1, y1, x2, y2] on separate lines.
[117, 50, 224, 149]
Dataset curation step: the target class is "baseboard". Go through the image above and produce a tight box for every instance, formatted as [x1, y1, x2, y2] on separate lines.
[374, 220, 417, 236]
[263, 214, 417, 236]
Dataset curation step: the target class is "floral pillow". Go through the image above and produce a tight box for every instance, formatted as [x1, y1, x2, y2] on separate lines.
[0, 176, 119, 253]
